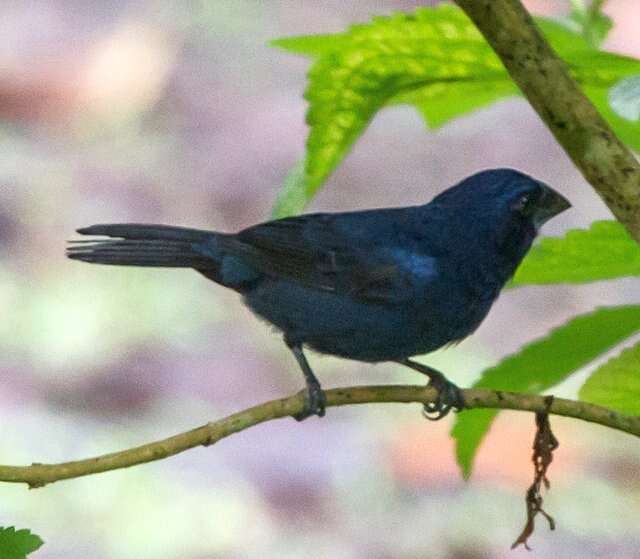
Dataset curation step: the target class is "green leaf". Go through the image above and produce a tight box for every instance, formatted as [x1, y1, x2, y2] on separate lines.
[452, 306, 640, 479]
[276, 6, 508, 199]
[511, 221, 640, 287]
[584, 84, 640, 151]
[536, 18, 591, 52]
[391, 80, 519, 128]
[271, 158, 309, 218]
[579, 342, 640, 415]
[271, 33, 351, 56]
[0, 527, 44, 558]
[271, 6, 640, 213]
[566, 0, 613, 48]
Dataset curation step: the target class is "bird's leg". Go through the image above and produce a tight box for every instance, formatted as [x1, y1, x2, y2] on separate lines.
[398, 358, 465, 420]
[286, 341, 326, 421]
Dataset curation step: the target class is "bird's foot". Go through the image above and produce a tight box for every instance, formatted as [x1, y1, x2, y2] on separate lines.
[422, 376, 465, 421]
[397, 358, 465, 421]
[293, 381, 326, 421]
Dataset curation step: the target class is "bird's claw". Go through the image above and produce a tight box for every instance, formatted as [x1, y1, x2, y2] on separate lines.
[422, 377, 465, 421]
[294, 382, 326, 421]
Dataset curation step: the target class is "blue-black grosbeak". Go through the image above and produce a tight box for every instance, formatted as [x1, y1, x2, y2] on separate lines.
[67, 168, 570, 420]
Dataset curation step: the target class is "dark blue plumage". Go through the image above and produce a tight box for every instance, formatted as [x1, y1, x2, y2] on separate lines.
[67, 168, 570, 420]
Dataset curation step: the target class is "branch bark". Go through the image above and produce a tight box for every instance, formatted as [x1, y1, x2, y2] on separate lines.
[2, 385, 639, 488]
[455, 0, 640, 243]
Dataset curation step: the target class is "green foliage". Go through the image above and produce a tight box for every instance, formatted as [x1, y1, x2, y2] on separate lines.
[272, 6, 640, 214]
[0, 527, 43, 558]
[272, 158, 308, 218]
[511, 221, 640, 286]
[452, 306, 640, 478]
[579, 342, 640, 415]
[390, 80, 518, 130]
[566, 0, 613, 48]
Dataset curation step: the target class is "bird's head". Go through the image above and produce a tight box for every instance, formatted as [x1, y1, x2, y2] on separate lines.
[431, 168, 571, 273]
[433, 168, 570, 230]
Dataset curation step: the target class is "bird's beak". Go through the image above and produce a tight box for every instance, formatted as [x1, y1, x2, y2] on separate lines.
[534, 183, 571, 229]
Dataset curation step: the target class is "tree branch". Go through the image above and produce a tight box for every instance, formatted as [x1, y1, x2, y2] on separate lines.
[455, 0, 640, 243]
[2, 385, 639, 488]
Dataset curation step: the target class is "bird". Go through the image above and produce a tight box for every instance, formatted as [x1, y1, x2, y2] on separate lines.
[67, 168, 570, 421]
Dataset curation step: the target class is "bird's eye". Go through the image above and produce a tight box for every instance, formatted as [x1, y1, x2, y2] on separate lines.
[512, 192, 535, 214]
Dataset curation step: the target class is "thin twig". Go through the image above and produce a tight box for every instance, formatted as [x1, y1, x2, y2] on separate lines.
[0, 385, 638, 488]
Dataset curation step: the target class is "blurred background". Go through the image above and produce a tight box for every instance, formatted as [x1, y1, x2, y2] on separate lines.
[1, 1, 639, 557]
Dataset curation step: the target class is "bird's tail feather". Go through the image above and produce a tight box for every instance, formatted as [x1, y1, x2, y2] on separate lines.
[66, 224, 219, 268]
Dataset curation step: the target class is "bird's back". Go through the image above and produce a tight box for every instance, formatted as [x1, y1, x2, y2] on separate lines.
[235, 203, 504, 361]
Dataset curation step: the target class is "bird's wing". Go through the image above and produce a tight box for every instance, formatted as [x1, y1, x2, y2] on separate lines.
[220, 212, 436, 302]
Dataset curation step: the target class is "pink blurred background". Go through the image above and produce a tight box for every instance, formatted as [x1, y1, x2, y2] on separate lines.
[0, 1, 639, 557]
